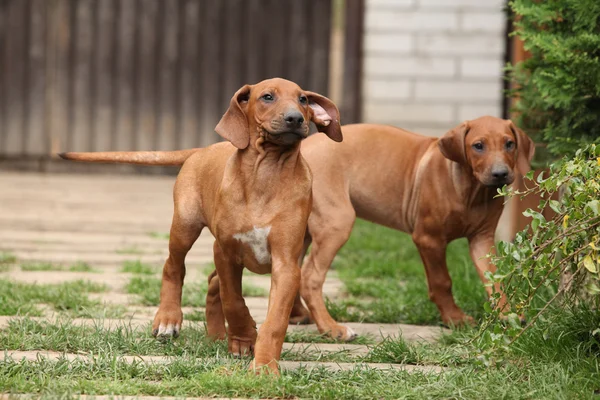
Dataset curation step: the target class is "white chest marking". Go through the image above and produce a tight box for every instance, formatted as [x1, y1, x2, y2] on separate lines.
[233, 226, 272, 264]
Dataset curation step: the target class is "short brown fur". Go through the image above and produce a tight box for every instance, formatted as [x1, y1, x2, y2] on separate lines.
[59, 78, 342, 373]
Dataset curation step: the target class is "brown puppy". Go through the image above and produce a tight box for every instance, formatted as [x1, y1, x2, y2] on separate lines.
[59, 78, 342, 373]
[287, 116, 534, 340]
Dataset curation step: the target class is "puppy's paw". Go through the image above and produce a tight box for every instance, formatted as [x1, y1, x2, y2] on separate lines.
[152, 307, 183, 339]
[328, 324, 358, 342]
[441, 312, 475, 328]
[248, 359, 280, 376]
[289, 314, 313, 325]
[228, 336, 256, 358]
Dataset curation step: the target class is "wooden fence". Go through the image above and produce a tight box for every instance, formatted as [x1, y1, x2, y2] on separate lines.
[0, 0, 362, 167]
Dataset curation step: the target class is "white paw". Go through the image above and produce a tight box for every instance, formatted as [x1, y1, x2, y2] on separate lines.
[157, 323, 180, 338]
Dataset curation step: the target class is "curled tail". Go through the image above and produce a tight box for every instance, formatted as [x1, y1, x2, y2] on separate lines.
[58, 149, 201, 166]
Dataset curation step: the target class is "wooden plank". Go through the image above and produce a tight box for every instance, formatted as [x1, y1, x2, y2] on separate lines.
[133, 0, 159, 150]
[92, 0, 115, 152]
[309, 0, 332, 94]
[287, 0, 310, 88]
[47, 0, 70, 156]
[0, 0, 7, 152]
[178, 0, 200, 149]
[24, 0, 47, 155]
[114, 0, 136, 150]
[198, 0, 222, 146]
[340, 0, 364, 124]
[156, 0, 179, 151]
[70, 0, 94, 152]
[221, 0, 244, 110]
[2, 0, 28, 155]
[244, 0, 263, 85]
[265, 0, 286, 80]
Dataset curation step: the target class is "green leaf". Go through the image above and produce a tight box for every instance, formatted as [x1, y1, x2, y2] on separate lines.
[584, 281, 600, 295]
[525, 170, 534, 180]
[507, 313, 522, 330]
[582, 255, 597, 273]
[585, 199, 600, 216]
[549, 200, 561, 214]
[483, 302, 493, 313]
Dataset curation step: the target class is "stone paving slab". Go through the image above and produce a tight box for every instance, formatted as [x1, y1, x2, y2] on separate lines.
[286, 322, 448, 343]
[0, 316, 446, 344]
[281, 342, 369, 356]
[2, 351, 443, 374]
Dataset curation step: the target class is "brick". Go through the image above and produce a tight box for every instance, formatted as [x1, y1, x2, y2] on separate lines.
[367, 0, 416, 7]
[461, 12, 505, 33]
[364, 102, 455, 124]
[364, 79, 412, 100]
[417, 34, 504, 56]
[460, 58, 504, 78]
[365, 32, 414, 53]
[366, 56, 456, 77]
[418, 0, 504, 10]
[365, 9, 459, 32]
[458, 104, 502, 121]
[414, 80, 502, 101]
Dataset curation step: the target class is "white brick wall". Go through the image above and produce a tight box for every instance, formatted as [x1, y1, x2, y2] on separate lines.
[362, 0, 507, 136]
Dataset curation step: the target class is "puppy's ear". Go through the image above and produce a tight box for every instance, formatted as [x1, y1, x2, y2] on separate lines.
[215, 85, 251, 149]
[507, 120, 535, 174]
[305, 91, 343, 142]
[438, 122, 470, 164]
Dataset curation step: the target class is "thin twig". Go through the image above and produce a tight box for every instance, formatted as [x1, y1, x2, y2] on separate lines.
[507, 264, 584, 346]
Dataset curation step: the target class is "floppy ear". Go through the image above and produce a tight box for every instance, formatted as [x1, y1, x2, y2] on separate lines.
[305, 91, 343, 142]
[215, 85, 251, 149]
[438, 122, 470, 164]
[508, 120, 535, 174]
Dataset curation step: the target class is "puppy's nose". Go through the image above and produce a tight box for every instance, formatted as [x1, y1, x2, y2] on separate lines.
[284, 111, 304, 129]
[491, 165, 509, 181]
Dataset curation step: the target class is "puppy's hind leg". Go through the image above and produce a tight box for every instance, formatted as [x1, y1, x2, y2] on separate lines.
[206, 267, 226, 340]
[289, 233, 313, 325]
[152, 198, 203, 339]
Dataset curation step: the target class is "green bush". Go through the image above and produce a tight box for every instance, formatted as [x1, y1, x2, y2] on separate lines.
[508, 0, 600, 159]
[480, 146, 600, 349]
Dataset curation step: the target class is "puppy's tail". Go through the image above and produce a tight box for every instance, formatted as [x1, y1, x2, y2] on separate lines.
[58, 149, 201, 166]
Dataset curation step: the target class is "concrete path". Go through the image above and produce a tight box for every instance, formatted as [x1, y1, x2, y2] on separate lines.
[0, 172, 447, 397]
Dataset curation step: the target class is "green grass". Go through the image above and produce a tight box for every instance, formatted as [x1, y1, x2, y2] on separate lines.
[325, 219, 487, 325]
[148, 231, 170, 240]
[121, 260, 156, 275]
[126, 276, 267, 307]
[20, 262, 63, 271]
[21, 261, 97, 272]
[0, 279, 107, 316]
[0, 222, 599, 398]
[68, 261, 96, 272]
[115, 246, 145, 255]
[0, 311, 598, 399]
[0, 251, 17, 265]
[285, 330, 375, 346]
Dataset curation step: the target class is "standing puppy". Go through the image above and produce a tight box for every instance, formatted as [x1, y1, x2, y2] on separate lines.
[289, 117, 534, 340]
[59, 78, 342, 373]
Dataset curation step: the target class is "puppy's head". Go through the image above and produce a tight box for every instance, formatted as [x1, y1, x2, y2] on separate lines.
[215, 78, 342, 149]
[438, 116, 535, 187]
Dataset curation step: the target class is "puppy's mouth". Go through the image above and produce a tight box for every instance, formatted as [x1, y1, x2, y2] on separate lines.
[479, 175, 515, 188]
[263, 128, 308, 146]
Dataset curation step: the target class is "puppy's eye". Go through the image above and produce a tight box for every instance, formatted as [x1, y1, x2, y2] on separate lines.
[505, 140, 515, 150]
[299, 95, 308, 105]
[261, 94, 274, 102]
[472, 142, 484, 151]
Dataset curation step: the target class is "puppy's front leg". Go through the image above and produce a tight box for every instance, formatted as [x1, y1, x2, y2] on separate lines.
[152, 215, 202, 339]
[252, 253, 301, 374]
[213, 242, 257, 357]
